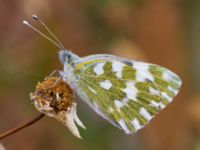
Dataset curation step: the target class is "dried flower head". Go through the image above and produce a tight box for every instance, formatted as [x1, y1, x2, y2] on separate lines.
[30, 76, 85, 138]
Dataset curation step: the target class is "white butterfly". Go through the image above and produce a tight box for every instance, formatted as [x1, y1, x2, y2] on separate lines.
[25, 15, 182, 138]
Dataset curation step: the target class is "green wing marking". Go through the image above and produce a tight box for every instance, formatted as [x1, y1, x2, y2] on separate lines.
[74, 59, 182, 134]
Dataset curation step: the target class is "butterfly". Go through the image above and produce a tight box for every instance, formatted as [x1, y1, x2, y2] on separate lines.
[25, 15, 182, 138]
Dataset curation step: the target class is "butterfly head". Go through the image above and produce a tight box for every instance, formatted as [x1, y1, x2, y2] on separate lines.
[59, 50, 79, 65]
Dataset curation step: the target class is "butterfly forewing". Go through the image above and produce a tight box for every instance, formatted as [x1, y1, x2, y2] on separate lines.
[74, 55, 182, 134]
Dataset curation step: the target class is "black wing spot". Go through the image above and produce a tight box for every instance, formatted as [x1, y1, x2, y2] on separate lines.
[145, 78, 152, 83]
[122, 60, 133, 66]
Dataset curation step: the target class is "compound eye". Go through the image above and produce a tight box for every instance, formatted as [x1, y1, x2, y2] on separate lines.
[68, 55, 72, 61]
[59, 50, 69, 64]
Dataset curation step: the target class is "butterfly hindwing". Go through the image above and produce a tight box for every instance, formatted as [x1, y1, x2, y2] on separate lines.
[73, 55, 182, 134]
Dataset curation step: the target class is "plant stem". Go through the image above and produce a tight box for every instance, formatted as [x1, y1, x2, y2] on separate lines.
[0, 113, 45, 140]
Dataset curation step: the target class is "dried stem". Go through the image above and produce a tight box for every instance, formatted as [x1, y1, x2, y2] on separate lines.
[0, 113, 45, 140]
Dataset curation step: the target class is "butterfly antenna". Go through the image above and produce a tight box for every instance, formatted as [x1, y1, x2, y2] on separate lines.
[22, 20, 62, 49]
[32, 15, 65, 49]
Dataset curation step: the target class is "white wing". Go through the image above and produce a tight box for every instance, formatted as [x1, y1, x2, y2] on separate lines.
[70, 54, 182, 133]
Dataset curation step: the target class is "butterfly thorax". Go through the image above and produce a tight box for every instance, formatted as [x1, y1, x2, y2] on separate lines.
[59, 50, 79, 65]
[59, 50, 80, 88]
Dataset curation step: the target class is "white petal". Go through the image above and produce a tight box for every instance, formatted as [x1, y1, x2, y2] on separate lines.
[55, 104, 85, 139]
[65, 111, 82, 139]
[71, 103, 86, 129]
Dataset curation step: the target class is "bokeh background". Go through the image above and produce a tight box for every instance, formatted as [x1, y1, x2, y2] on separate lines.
[0, 0, 199, 150]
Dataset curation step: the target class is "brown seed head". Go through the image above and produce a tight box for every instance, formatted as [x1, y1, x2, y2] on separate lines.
[30, 76, 74, 115]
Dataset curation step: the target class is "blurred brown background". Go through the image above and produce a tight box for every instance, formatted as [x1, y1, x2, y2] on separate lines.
[0, 0, 199, 150]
